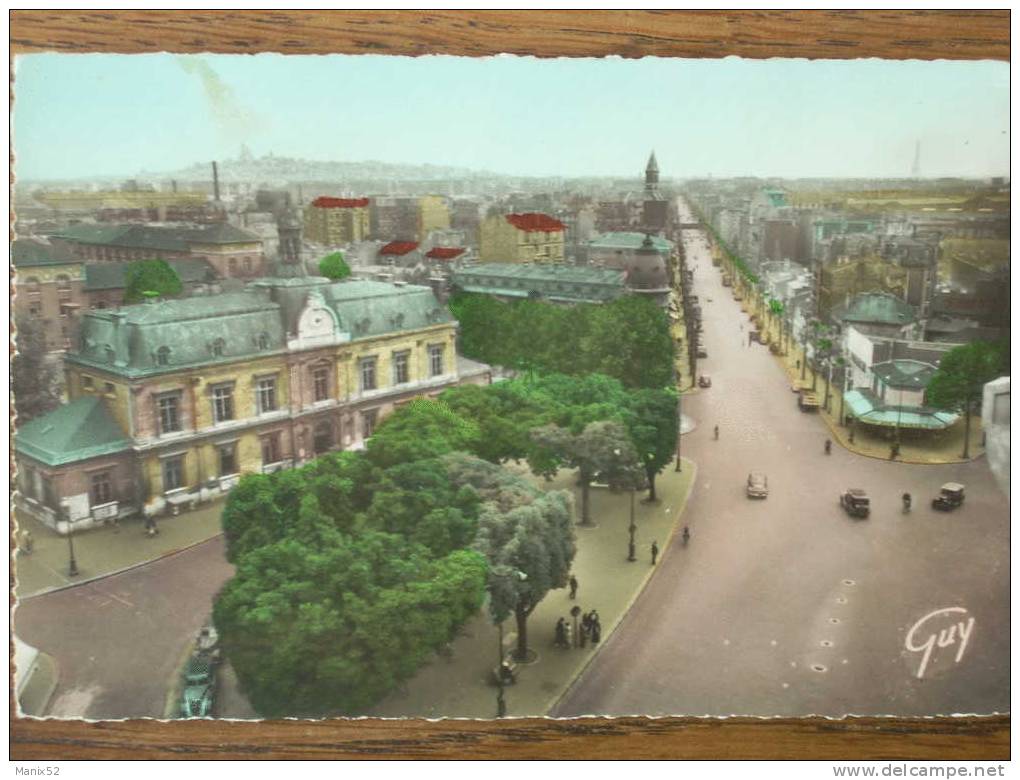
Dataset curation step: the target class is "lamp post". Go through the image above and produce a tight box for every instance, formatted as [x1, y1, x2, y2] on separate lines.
[66, 515, 79, 577]
[492, 567, 526, 718]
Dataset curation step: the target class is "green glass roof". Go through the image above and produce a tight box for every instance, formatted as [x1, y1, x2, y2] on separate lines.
[844, 389, 958, 430]
[588, 232, 673, 253]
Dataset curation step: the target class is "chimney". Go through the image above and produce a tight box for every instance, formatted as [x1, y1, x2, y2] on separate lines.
[212, 161, 220, 202]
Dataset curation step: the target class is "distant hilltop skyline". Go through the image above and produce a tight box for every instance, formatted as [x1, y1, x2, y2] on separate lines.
[13, 54, 1008, 181]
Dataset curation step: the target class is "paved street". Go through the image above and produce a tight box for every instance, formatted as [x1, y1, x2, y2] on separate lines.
[14, 538, 235, 719]
[553, 203, 1010, 718]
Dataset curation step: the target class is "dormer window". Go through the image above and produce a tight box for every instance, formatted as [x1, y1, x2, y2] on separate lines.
[156, 346, 171, 366]
[257, 332, 270, 351]
[104, 345, 116, 364]
[211, 338, 225, 357]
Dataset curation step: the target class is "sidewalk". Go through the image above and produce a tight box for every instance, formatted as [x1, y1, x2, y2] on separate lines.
[743, 302, 983, 466]
[13, 499, 227, 600]
[364, 461, 696, 719]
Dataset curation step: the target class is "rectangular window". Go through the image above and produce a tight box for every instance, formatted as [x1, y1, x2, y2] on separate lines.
[90, 471, 113, 506]
[162, 456, 184, 492]
[82, 375, 94, 391]
[428, 344, 445, 377]
[362, 409, 378, 438]
[212, 384, 234, 423]
[360, 358, 377, 392]
[256, 377, 277, 414]
[261, 433, 281, 465]
[28, 301, 42, 317]
[218, 443, 237, 476]
[993, 392, 1010, 426]
[312, 367, 329, 402]
[104, 382, 115, 396]
[157, 393, 182, 434]
[393, 351, 410, 385]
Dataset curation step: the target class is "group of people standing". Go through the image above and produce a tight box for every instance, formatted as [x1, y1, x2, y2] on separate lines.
[554, 610, 602, 650]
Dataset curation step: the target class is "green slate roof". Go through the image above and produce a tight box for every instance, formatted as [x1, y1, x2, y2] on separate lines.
[844, 389, 958, 430]
[16, 397, 130, 466]
[83, 258, 217, 291]
[835, 293, 917, 325]
[52, 222, 260, 252]
[871, 359, 938, 390]
[67, 278, 453, 378]
[588, 232, 673, 253]
[12, 239, 80, 268]
[452, 263, 626, 303]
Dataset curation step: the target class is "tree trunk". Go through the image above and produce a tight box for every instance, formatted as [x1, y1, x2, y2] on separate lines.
[580, 477, 592, 526]
[962, 396, 972, 459]
[646, 467, 657, 502]
[514, 602, 529, 661]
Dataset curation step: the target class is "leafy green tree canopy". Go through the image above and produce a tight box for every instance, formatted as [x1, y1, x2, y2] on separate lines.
[12, 316, 62, 426]
[123, 259, 183, 304]
[318, 251, 352, 281]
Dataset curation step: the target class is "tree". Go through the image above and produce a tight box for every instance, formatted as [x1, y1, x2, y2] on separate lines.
[12, 316, 62, 426]
[365, 397, 480, 469]
[214, 528, 487, 716]
[925, 339, 1009, 458]
[444, 452, 575, 662]
[529, 420, 641, 526]
[623, 387, 679, 502]
[318, 251, 352, 281]
[123, 259, 183, 304]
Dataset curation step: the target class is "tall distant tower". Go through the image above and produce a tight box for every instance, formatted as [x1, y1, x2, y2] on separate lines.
[911, 140, 922, 178]
[645, 150, 660, 194]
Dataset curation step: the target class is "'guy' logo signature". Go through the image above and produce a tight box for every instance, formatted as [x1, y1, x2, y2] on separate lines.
[905, 607, 975, 680]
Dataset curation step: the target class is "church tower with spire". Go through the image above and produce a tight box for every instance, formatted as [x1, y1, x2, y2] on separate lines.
[645, 150, 660, 194]
[642, 150, 668, 233]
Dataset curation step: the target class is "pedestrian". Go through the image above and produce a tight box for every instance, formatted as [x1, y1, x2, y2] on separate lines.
[824, 438, 832, 455]
[569, 574, 578, 600]
[555, 617, 568, 649]
[144, 514, 159, 537]
[591, 616, 602, 645]
[579, 613, 590, 648]
[713, 424, 719, 440]
[889, 442, 900, 461]
[18, 529, 34, 555]
[651, 540, 659, 566]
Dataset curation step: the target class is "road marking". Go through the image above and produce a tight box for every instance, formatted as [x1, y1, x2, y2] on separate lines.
[99, 589, 134, 607]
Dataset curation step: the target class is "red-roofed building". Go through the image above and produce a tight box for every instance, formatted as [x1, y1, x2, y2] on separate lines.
[380, 241, 420, 257]
[304, 197, 371, 245]
[378, 241, 422, 268]
[479, 212, 567, 264]
[425, 247, 466, 262]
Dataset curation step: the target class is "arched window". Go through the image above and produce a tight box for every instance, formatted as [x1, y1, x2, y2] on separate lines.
[24, 276, 41, 294]
[156, 346, 171, 366]
[228, 258, 238, 276]
[211, 338, 225, 357]
[56, 274, 72, 303]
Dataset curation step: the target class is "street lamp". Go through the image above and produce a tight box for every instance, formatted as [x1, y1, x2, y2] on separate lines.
[66, 514, 79, 577]
[492, 567, 526, 718]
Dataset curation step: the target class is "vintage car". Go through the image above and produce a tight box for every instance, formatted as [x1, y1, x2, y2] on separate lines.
[840, 488, 870, 519]
[798, 390, 820, 411]
[698, 375, 712, 388]
[746, 472, 769, 499]
[696, 346, 708, 359]
[932, 482, 965, 511]
[721, 276, 731, 286]
[179, 654, 216, 718]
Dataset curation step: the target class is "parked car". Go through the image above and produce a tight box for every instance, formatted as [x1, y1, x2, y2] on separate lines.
[698, 375, 712, 388]
[746, 472, 769, 499]
[697, 347, 708, 358]
[179, 654, 216, 718]
[932, 482, 965, 511]
[840, 488, 870, 518]
[798, 390, 820, 411]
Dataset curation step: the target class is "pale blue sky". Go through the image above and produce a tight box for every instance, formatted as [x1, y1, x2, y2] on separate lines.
[12, 54, 1009, 180]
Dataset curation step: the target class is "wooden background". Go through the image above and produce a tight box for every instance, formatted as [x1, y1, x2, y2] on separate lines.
[9, 9, 1010, 761]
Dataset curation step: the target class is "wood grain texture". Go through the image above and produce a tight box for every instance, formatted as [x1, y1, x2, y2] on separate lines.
[8, 8, 1010, 762]
[9, 715, 1011, 760]
[8, 10, 1010, 60]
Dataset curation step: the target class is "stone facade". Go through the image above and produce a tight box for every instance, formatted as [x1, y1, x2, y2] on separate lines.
[304, 197, 371, 245]
[478, 213, 566, 264]
[16, 277, 491, 526]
